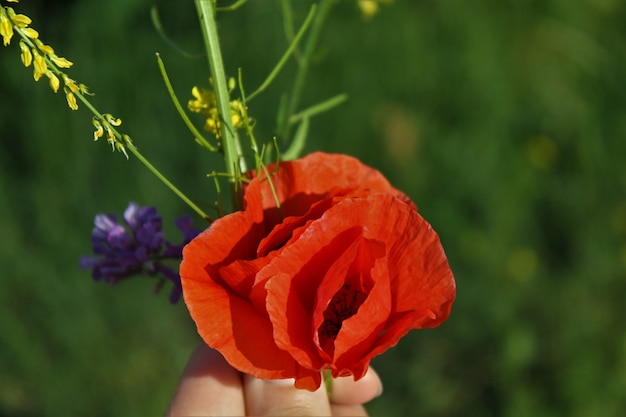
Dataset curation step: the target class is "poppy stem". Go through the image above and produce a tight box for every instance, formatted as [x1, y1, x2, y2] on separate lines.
[323, 369, 333, 396]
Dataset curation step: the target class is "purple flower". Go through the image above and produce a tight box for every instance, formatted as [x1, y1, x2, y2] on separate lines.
[79, 202, 200, 303]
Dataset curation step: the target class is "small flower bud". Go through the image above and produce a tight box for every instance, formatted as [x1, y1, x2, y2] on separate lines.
[0, 14, 13, 46]
[21, 27, 38, 39]
[64, 89, 78, 110]
[105, 114, 122, 126]
[47, 71, 60, 93]
[11, 13, 31, 27]
[36, 41, 54, 56]
[63, 75, 79, 93]
[32, 51, 46, 81]
[51, 55, 72, 68]
[18, 40, 32, 66]
[92, 118, 104, 141]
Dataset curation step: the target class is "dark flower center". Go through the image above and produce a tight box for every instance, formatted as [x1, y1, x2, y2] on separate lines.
[318, 281, 369, 355]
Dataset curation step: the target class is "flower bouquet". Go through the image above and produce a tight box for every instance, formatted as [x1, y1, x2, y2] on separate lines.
[2, 0, 455, 397]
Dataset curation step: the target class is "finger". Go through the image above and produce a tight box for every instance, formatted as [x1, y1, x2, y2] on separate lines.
[329, 367, 383, 406]
[165, 344, 244, 417]
[331, 403, 369, 417]
[243, 376, 332, 416]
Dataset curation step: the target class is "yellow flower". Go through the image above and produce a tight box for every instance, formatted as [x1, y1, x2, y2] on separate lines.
[0, 14, 13, 46]
[104, 126, 116, 146]
[230, 99, 245, 130]
[92, 118, 104, 141]
[11, 13, 31, 28]
[47, 71, 60, 93]
[36, 40, 54, 56]
[32, 50, 46, 81]
[18, 40, 32, 66]
[51, 55, 72, 68]
[188, 85, 247, 137]
[357, 0, 393, 19]
[188, 86, 215, 113]
[65, 89, 78, 110]
[204, 115, 218, 135]
[358, 0, 379, 18]
[21, 26, 38, 39]
[104, 114, 122, 127]
[63, 75, 80, 93]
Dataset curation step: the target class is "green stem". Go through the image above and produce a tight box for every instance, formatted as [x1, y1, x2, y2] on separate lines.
[194, 0, 245, 209]
[127, 145, 210, 220]
[245, 4, 316, 103]
[279, 0, 336, 142]
[155, 53, 217, 152]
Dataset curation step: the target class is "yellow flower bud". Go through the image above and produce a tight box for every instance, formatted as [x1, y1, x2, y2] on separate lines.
[33, 51, 46, 81]
[105, 114, 122, 126]
[105, 126, 116, 145]
[11, 13, 31, 27]
[51, 55, 73, 68]
[21, 27, 38, 39]
[92, 119, 104, 141]
[19, 40, 32, 66]
[63, 75, 80, 93]
[0, 14, 13, 46]
[48, 71, 60, 93]
[37, 41, 54, 56]
[65, 90, 78, 110]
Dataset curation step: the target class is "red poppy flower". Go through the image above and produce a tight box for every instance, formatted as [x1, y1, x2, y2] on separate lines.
[180, 152, 455, 391]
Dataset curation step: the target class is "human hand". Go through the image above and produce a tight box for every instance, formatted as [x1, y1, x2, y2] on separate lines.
[166, 344, 383, 416]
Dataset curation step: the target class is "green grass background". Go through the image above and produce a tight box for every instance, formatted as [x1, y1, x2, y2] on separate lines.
[1, 0, 625, 416]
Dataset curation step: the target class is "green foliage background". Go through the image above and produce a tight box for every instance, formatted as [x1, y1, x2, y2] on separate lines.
[1, 0, 625, 416]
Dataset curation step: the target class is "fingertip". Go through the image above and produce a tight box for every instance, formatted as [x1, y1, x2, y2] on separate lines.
[330, 366, 383, 406]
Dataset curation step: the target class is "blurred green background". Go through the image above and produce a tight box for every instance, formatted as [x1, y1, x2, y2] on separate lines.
[1, 0, 625, 416]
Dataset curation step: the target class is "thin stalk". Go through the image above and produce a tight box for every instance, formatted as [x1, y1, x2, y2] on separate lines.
[279, 0, 336, 142]
[127, 145, 210, 220]
[246, 4, 316, 102]
[194, 0, 246, 209]
[155, 53, 217, 152]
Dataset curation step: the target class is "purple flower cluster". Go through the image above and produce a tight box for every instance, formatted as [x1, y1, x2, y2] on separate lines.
[79, 202, 200, 303]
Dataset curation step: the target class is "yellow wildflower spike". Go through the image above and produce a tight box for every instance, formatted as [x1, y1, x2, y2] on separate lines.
[51, 55, 73, 68]
[21, 27, 39, 39]
[18, 40, 32, 66]
[11, 14, 31, 27]
[65, 90, 78, 110]
[47, 71, 60, 93]
[0, 14, 13, 46]
[33, 51, 46, 81]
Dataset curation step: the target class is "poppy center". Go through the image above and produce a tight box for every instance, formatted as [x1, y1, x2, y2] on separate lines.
[318, 281, 369, 355]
